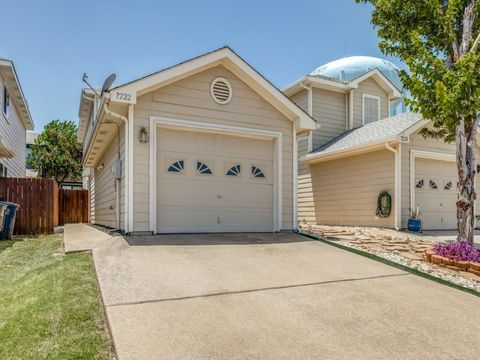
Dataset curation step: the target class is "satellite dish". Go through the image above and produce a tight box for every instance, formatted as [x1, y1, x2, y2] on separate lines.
[100, 73, 116, 96]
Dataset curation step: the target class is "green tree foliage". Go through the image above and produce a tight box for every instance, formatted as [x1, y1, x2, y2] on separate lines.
[28, 120, 82, 184]
[357, 0, 480, 244]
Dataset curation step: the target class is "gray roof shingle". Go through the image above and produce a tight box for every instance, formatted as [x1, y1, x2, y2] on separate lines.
[312, 112, 423, 154]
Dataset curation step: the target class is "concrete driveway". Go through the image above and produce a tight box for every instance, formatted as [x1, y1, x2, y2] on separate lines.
[421, 229, 480, 246]
[88, 232, 480, 360]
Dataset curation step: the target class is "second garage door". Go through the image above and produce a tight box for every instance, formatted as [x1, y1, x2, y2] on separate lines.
[414, 158, 457, 230]
[156, 128, 274, 233]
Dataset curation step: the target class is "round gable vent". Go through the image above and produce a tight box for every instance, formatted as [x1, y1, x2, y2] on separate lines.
[210, 77, 232, 104]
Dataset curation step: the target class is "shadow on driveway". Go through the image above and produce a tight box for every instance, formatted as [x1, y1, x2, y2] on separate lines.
[125, 232, 311, 246]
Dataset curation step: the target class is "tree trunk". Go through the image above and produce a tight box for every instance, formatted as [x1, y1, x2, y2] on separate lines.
[455, 118, 477, 245]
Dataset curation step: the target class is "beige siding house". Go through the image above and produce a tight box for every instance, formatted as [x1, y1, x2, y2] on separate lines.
[79, 51, 470, 233]
[0, 58, 34, 177]
[285, 56, 467, 231]
[78, 47, 316, 234]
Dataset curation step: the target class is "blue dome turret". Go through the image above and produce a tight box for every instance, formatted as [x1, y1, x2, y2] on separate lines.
[311, 56, 406, 115]
[310, 56, 403, 92]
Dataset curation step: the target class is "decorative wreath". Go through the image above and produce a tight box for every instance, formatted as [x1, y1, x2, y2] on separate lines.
[376, 191, 392, 218]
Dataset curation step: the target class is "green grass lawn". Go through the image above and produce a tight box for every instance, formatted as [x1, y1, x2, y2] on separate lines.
[0, 234, 114, 359]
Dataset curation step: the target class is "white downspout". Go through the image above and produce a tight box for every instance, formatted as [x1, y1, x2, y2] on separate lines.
[348, 89, 354, 129]
[293, 123, 298, 231]
[385, 141, 400, 230]
[387, 94, 392, 117]
[104, 104, 128, 232]
[345, 92, 349, 130]
[300, 82, 313, 151]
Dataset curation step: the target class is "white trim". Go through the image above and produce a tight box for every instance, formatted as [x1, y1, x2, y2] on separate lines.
[127, 104, 134, 233]
[349, 69, 402, 98]
[385, 142, 400, 230]
[307, 86, 313, 116]
[282, 69, 402, 99]
[293, 125, 298, 231]
[349, 89, 354, 129]
[0, 58, 34, 129]
[302, 117, 429, 163]
[302, 136, 400, 163]
[299, 82, 314, 152]
[123, 110, 129, 233]
[283, 75, 349, 96]
[362, 94, 381, 125]
[345, 91, 348, 130]
[149, 116, 283, 233]
[409, 149, 456, 223]
[2, 84, 10, 119]
[387, 94, 391, 117]
[113, 47, 316, 131]
[397, 143, 402, 229]
[210, 77, 232, 104]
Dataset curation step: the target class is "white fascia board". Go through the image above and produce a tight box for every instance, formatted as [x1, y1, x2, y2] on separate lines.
[0, 59, 34, 130]
[348, 69, 402, 99]
[301, 136, 400, 164]
[113, 47, 316, 131]
[282, 76, 349, 96]
[77, 89, 96, 143]
[410, 149, 456, 162]
[282, 76, 308, 96]
[400, 118, 430, 136]
[307, 76, 349, 92]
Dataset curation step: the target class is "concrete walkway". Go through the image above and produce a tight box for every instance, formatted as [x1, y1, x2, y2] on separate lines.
[81, 231, 480, 360]
[422, 229, 480, 246]
[63, 223, 113, 253]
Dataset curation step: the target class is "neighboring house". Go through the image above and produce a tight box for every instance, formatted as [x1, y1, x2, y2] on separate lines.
[26, 131, 39, 177]
[78, 47, 316, 234]
[0, 58, 34, 177]
[285, 56, 470, 231]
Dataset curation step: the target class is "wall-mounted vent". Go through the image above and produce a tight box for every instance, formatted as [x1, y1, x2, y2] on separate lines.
[210, 77, 232, 104]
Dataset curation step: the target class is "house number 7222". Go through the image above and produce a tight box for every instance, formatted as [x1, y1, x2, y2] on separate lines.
[115, 92, 131, 101]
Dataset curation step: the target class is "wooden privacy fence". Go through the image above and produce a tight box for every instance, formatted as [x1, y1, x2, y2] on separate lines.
[0, 178, 88, 235]
[59, 189, 88, 225]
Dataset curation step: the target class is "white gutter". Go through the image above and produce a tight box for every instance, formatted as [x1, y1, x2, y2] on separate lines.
[82, 94, 95, 102]
[302, 136, 399, 163]
[300, 82, 313, 151]
[104, 103, 128, 123]
[104, 103, 129, 233]
[385, 141, 401, 230]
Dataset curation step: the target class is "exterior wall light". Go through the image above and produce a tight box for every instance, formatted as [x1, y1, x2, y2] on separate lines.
[139, 127, 149, 144]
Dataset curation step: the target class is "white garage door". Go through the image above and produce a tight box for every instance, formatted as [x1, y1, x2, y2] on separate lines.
[156, 128, 274, 233]
[415, 158, 457, 230]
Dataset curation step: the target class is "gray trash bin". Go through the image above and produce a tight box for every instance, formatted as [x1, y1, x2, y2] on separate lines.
[0, 202, 20, 240]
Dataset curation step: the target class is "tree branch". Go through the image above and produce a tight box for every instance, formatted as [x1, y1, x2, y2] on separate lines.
[452, 41, 460, 62]
[471, 32, 480, 53]
[460, 1, 476, 56]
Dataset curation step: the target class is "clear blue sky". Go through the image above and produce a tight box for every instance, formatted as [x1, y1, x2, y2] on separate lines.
[2, 0, 402, 131]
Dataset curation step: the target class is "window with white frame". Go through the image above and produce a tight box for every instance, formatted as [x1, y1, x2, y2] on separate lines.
[2, 84, 10, 118]
[0, 163, 7, 177]
[362, 94, 380, 124]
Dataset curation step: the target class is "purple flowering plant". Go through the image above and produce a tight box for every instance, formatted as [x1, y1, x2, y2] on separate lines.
[433, 241, 480, 262]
